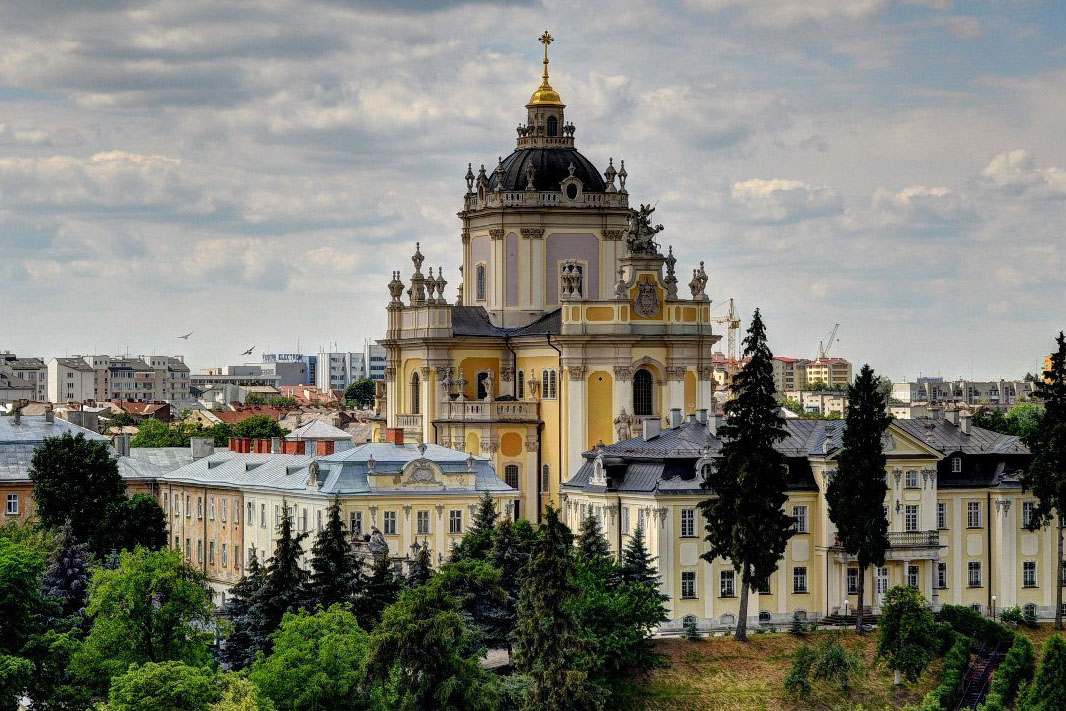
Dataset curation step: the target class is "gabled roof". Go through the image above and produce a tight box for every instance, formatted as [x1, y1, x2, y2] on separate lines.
[285, 420, 352, 441]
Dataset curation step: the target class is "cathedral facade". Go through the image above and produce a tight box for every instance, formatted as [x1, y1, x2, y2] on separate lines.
[374, 34, 720, 518]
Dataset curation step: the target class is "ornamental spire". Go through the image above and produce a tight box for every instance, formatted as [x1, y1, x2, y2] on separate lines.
[528, 30, 563, 106]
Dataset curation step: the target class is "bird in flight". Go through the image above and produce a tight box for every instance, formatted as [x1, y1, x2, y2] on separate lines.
[177, 331, 194, 340]
[240, 346, 256, 356]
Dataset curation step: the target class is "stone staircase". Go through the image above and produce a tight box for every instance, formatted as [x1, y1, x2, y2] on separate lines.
[819, 607, 878, 632]
[955, 642, 1006, 711]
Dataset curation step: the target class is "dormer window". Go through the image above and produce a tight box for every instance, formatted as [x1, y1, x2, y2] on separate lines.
[952, 456, 961, 473]
[546, 115, 558, 137]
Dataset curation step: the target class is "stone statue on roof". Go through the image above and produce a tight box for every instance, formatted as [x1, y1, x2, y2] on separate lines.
[626, 203, 664, 256]
[614, 407, 633, 442]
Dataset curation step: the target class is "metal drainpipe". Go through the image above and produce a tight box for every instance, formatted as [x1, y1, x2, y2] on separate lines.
[546, 333, 562, 525]
[987, 489, 992, 613]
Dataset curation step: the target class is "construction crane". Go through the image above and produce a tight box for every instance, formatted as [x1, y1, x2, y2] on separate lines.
[709, 298, 742, 362]
[817, 323, 840, 360]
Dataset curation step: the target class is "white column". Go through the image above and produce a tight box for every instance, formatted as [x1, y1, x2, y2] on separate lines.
[524, 446, 538, 520]
[567, 370, 587, 475]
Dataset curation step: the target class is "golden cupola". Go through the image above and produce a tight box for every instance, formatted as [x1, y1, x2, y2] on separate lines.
[528, 30, 564, 107]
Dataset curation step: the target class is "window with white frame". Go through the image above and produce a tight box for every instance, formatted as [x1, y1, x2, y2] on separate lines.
[1023, 561, 1037, 588]
[905, 505, 919, 533]
[261, 504, 266, 527]
[316, 510, 322, 532]
[417, 510, 430, 536]
[1061, 561, 1066, 587]
[350, 510, 363, 536]
[449, 510, 463, 535]
[186, 538, 191, 560]
[758, 578, 771, 595]
[208, 541, 215, 566]
[680, 509, 696, 537]
[5, 494, 18, 515]
[793, 566, 808, 593]
[847, 567, 858, 594]
[968, 561, 982, 588]
[221, 499, 227, 522]
[905, 470, 919, 488]
[793, 505, 808, 534]
[952, 457, 962, 473]
[681, 571, 697, 599]
[937, 562, 948, 589]
[163, 493, 168, 514]
[247, 501, 254, 525]
[907, 565, 919, 587]
[384, 511, 397, 535]
[937, 501, 947, 530]
[197, 497, 203, 519]
[185, 495, 191, 517]
[720, 570, 735, 597]
[301, 508, 308, 532]
[209, 498, 215, 520]
[221, 543, 227, 568]
[1023, 501, 1035, 528]
[967, 501, 982, 528]
[541, 464, 550, 490]
[197, 540, 203, 563]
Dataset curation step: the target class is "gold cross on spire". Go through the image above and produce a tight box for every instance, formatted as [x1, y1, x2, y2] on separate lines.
[540, 30, 553, 79]
[528, 30, 562, 106]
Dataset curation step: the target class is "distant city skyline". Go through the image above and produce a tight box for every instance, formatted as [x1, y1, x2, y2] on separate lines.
[2, 1, 1063, 381]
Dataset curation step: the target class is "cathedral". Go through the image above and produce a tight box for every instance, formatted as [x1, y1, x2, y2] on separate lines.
[373, 33, 720, 518]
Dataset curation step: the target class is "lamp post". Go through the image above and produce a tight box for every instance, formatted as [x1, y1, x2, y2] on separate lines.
[991, 595, 997, 621]
[843, 598, 849, 620]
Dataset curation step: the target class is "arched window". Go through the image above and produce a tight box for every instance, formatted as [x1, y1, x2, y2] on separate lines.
[1024, 603, 1037, 619]
[541, 464, 550, 489]
[517, 370, 525, 400]
[758, 611, 772, 623]
[477, 371, 490, 400]
[633, 368, 653, 416]
[504, 464, 519, 490]
[475, 264, 486, 301]
[410, 371, 420, 414]
[546, 115, 558, 137]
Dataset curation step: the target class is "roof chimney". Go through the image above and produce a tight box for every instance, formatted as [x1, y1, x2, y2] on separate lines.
[385, 427, 405, 446]
[271, 436, 281, 454]
[960, 410, 971, 435]
[642, 417, 662, 440]
[190, 437, 214, 460]
[114, 433, 130, 457]
[930, 405, 944, 422]
[13, 408, 20, 425]
[697, 408, 708, 425]
[669, 408, 683, 428]
[44, 408, 54, 424]
[946, 408, 960, 426]
[708, 413, 724, 437]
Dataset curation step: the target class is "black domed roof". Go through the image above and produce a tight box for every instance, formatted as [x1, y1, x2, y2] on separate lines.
[488, 148, 606, 193]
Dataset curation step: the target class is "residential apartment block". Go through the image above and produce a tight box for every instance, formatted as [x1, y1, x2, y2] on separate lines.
[781, 389, 847, 417]
[46, 355, 189, 404]
[1, 353, 47, 401]
[563, 409, 1053, 631]
[891, 377, 1037, 409]
[47, 358, 97, 403]
[262, 353, 317, 386]
[315, 351, 367, 392]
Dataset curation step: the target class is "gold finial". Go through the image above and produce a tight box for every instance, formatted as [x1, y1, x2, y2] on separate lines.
[529, 30, 563, 106]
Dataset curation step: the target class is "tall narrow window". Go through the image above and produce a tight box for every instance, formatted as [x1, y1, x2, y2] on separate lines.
[681, 571, 696, 599]
[907, 565, 919, 587]
[633, 368, 653, 416]
[905, 505, 919, 533]
[541, 464, 550, 490]
[937, 501, 947, 530]
[792, 505, 808, 534]
[504, 464, 519, 490]
[416, 510, 430, 535]
[410, 371, 420, 414]
[968, 561, 982, 588]
[546, 115, 558, 137]
[548, 369, 557, 399]
[847, 567, 859, 594]
[517, 370, 525, 399]
[937, 562, 947, 589]
[680, 509, 696, 537]
[720, 570, 735, 597]
[475, 264, 486, 301]
[477, 371, 490, 400]
[967, 501, 982, 529]
[1023, 561, 1037, 588]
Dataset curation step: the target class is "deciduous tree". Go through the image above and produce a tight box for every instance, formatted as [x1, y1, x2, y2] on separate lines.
[876, 585, 936, 685]
[698, 308, 792, 642]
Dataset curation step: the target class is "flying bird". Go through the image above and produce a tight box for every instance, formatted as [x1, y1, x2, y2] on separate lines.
[240, 346, 256, 356]
[177, 331, 194, 340]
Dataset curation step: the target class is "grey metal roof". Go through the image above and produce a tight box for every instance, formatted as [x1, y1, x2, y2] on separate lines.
[161, 452, 316, 492]
[450, 307, 561, 338]
[285, 420, 352, 441]
[127, 447, 195, 472]
[5, 358, 45, 369]
[54, 358, 95, 372]
[0, 415, 112, 481]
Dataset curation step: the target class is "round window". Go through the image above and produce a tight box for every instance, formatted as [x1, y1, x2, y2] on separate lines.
[566, 183, 578, 200]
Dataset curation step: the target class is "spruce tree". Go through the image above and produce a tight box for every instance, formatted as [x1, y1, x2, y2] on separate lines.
[359, 553, 404, 631]
[1022, 635, 1066, 711]
[40, 523, 91, 622]
[256, 500, 309, 654]
[306, 497, 363, 610]
[513, 506, 603, 711]
[488, 518, 535, 660]
[576, 514, 613, 569]
[619, 524, 659, 589]
[698, 308, 792, 642]
[825, 364, 891, 635]
[406, 541, 434, 588]
[451, 492, 499, 562]
[1022, 331, 1066, 629]
[220, 547, 267, 670]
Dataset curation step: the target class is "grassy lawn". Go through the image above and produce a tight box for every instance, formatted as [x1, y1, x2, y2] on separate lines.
[636, 630, 939, 711]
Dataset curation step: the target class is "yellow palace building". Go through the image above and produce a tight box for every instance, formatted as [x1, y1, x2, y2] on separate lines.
[373, 33, 719, 520]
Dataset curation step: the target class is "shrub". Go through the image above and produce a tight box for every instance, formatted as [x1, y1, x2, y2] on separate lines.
[784, 645, 815, 698]
[999, 606, 1023, 625]
[921, 632, 970, 711]
[982, 633, 1034, 708]
[789, 612, 807, 636]
[938, 604, 1013, 648]
[811, 637, 861, 691]
[1022, 606, 1038, 627]
[683, 617, 702, 642]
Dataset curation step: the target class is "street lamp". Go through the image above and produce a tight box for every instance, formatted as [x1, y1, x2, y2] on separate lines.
[991, 595, 997, 621]
[843, 598, 849, 619]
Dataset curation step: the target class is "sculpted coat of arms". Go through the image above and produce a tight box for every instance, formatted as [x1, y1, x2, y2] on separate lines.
[633, 279, 661, 317]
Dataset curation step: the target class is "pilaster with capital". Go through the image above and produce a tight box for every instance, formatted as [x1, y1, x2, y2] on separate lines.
[520, 227, 544, 240]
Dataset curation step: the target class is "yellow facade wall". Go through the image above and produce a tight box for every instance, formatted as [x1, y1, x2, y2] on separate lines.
[586, 370, 613, 449]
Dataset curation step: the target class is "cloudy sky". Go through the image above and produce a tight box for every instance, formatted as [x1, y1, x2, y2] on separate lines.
[1, 0, 1063, 380]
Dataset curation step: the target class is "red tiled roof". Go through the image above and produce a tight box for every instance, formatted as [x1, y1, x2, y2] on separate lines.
[212, 406, 286, 424]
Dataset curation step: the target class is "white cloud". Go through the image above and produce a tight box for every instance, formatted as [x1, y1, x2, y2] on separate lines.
[729, 178, 842, 223]
[978, 150, 1066, 198]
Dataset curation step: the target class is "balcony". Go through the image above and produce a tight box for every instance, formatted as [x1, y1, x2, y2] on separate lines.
[436, 400, 539, 422]
[832, 530, 942, 561]
[394, 413, 423, 431]
[887, 531, 940, 547]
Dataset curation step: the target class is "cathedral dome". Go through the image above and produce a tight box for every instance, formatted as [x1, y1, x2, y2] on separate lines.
[488, 147, 606, 193]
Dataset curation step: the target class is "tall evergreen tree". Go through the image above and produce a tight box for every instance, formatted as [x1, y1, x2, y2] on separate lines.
[698, 308, 792, 641]
[1021, 635, 1066, 711]
[825, 364, 891, 635]
[513, 507, 602, 711]
[405, 541, 433, 589]
[220, 548, 267, 670]
[450, 493, 499, 562]
[1022, 331, 1066, 629]
[576, 514, 613, 567]
[358, 554, 403, 631]
[255, 501, 309, 656]
[488, 519, 537, 661]
[619, 524, 659, 589]
[306, 497, 363, 610]
[40, 523, 91, 622]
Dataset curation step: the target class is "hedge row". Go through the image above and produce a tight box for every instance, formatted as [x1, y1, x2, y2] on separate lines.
[938, 605, 1015, 648]
[918, 632, 971, 711]
[978, 634, 1036, 711]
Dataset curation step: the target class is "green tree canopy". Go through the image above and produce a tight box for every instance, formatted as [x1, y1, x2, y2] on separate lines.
[450, 493, 499, 563]
[130, 420, 189, 448]
[358, 554, 404, 632]
[234, 416, 285, 440]
[209, 673, 276, 711]
[253, 502, 309, 658]
[699, 308, 792, 641]
[220, 549, 267, 671]
[619, 525, 659, 590]
[344, 378, 376, 408]
[29, 432, 126, 558]
[101, 494, 168, 554]
[305, 497, 364, 611]
[876, 585, 937, 684]
[102, 661, 218, 711]
[73, 547, 214, 695]
[1021, 635, 1066, 711]
[513, 506, 602, 711]
[575, 514, 613, 570]
[0, 536, 46, 655]
[826, 364, 891, 634]
[249, 605, 370, 711]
